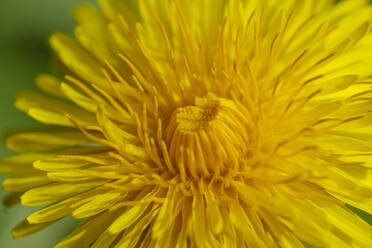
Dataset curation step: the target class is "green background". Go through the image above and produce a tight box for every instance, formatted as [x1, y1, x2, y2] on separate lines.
[0, 0, 371, 248]
[0, 1, 95, 247]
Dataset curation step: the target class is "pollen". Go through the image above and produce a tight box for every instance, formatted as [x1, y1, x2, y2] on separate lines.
[165, 93, 250, 178]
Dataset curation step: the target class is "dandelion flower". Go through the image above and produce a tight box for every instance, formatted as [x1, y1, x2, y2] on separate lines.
[3, 0, 372, 247]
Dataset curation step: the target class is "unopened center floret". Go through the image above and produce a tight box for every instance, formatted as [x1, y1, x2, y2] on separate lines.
[165, 93, 251, 179]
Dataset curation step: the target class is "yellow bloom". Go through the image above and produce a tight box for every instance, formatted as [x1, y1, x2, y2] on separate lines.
[2, 0, 372, 247]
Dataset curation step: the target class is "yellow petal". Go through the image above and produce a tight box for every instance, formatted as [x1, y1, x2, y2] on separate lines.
[191, 191, 219, 248]
[46, 170, 93, 182]
[99, 0, 138, 26]
[96, 106, 139, 148]
[205, 191, 223, 235]
[0, 161, 35, 174]
[5, 129, 90, 152]
[90, 229, 119, 248]
[115, 208, 159, 248]
[60, 82, 98, 112]
[3, 175, 51, 192]
[35, 74, 66, 99]
[73, 3, 127, 75]
[229, 202, 268, 247]
[21, 180, 108, 206]
[55, 210, 120, 248]
[34, 158, 90, 171]
[152, 185, 177, 238]
[313, 75, 359, 96]
[108, 202, 151, 234]
[49, 33, 107, 88]
[27, 188, 107, 224]
[11, 219, 54, 239]
[15, 91, 97, 127]
[72, 192, 121, 218]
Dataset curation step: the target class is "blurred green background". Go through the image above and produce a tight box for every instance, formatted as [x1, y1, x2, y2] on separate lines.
[0, 0, 371, 248]
[0, 0, 95, 247]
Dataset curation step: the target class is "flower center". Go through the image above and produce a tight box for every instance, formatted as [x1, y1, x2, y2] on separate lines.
[165, 93, 250, 179]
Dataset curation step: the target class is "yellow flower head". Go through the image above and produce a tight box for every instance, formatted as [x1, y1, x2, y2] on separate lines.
[2, 0, 372, 247]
